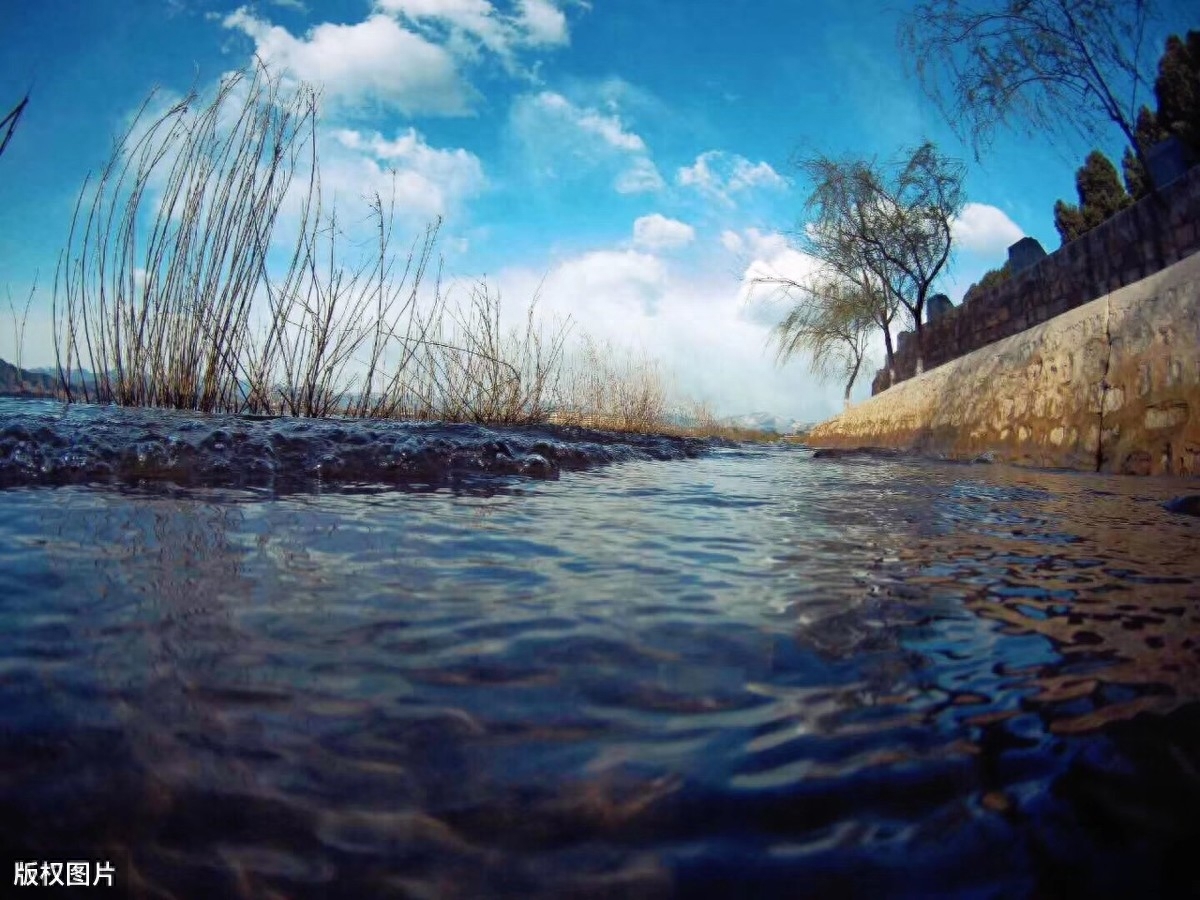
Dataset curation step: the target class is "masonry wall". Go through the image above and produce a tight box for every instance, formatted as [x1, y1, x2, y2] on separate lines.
[871, 164, 1200, 395]
[813, 251, 1200, 476]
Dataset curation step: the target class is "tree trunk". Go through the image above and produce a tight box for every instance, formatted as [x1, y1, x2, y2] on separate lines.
[882, 325, 896, 387]
[844, 352, 862, 409]
[913, 316, 925, 375]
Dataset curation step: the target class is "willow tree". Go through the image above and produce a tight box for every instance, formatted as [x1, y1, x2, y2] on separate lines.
[899, 0, 1163, 177]
[768, 274, 877, 407]
[796, 142, 965, 379]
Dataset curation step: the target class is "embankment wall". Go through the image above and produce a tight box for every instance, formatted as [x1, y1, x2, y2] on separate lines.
[810, 250, 1200, 476]
[872, 164, 1200, 394]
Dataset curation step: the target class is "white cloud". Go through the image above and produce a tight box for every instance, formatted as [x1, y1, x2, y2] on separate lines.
[529, 91, 644, 151]
[325, 127, 486, 220]
[677, 151, 787, 205]
[374, 0, 569, 68]
[553, 250, 668, 315]
[376, 0, 510, 57]
[223, 9, 473, 116]
[510, 90, 662, 193]
[615, 158, 665, 194]
[487, 239, 848, 421]
[725, 227, 823, 307]
[516, 0, 568, 46]
[632, 214, 695, 251]
[951, 203, 1024, 255]
[719, 230, 744, 254]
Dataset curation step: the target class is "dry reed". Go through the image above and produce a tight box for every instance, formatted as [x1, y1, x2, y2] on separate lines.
[50, 64, 568, 424]
[48, 63, 764, 439]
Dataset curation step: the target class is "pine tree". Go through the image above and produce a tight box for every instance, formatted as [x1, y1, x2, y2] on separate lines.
[962, 261, 1012, 304]
[1154, 31, 1200, 159]
[1122, 106, 1169, 199]
[1053, 151, 1131, 245]
[1054, 200, 1087, 244]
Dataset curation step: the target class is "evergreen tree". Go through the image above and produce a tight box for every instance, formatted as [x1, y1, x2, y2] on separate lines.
[1053, 151, 1131, 245]
[1154, 31, 1200, 159]
[1053, 200, 1088, 245]
[1122, 106, 1169, 199]
[962, 262, 1012, 304]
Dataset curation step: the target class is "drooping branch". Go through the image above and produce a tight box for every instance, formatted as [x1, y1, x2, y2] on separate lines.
[792, 142, 964, 375]
[758, 271, 877, 404]
[899, 0, 1161, 175]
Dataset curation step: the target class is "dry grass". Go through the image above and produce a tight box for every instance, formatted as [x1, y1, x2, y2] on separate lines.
[48, 63, 774, 442]
[54, 65, 319, 411]
[670, 424, 784, 443]
[5, 280, 35, 373]
[51, 64, 570, 425]
[408, 281, 572, 425]
[550, 335, 671, 431]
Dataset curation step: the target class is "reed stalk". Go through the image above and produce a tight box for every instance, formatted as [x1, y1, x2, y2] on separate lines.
[49, 63, 729, 437]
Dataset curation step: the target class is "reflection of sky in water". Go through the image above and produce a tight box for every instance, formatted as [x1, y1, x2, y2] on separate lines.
[0, 435, 1198, 898]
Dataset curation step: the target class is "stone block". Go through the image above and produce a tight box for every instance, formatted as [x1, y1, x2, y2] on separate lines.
[927, 294, 954, 323]
[1169, 359, 1184, 386]
[1008, 237, 1047, 274]
[1145, 402, 1189, 430]
[1147, 136, 1189, 189]
[1138, 363, 1152, 396]
[1121, 451, 1153, 475]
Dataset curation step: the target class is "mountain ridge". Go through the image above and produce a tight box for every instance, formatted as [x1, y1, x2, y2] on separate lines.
[0, 358, 61, 397]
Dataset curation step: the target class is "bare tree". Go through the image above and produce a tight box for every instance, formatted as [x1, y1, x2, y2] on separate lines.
[767, 274, 876, 407]
[796, 142, 964, 378]
[899, 0, 1165, 175]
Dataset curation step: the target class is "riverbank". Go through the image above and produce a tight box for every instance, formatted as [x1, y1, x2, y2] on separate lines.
[808, 250, 1200, 476]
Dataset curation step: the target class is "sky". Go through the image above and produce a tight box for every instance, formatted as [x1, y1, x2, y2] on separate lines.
[0, 0, 1186, 422]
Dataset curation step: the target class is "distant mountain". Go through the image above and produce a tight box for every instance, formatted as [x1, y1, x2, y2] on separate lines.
[719, 412, 811, 434]
[0, 358, 62, 398]
[28, 363, 103, 393]
[28, 364, 103, 382]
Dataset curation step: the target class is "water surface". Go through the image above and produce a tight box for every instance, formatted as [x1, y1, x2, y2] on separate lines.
[1, 399, 1198, 898]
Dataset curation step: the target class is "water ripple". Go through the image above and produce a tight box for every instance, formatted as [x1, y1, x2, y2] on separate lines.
[0, 400, 1198, 897]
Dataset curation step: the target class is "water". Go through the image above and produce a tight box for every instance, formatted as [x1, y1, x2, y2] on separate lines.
[1, 398, 1198, 898]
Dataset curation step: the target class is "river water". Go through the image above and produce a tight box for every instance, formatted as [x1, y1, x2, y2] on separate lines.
[1, 398, 1198, 899]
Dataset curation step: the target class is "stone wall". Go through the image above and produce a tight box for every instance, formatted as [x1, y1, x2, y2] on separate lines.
[872, 163, 1200, 395]
[811, 250, 1200, 477]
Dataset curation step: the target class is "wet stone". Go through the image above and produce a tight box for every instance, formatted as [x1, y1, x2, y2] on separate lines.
[0, 401, 714, 492]
[1163, 495, 1200, 517]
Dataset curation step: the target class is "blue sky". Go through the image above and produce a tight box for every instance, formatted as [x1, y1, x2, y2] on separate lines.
[0, 0, 1185, 421]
